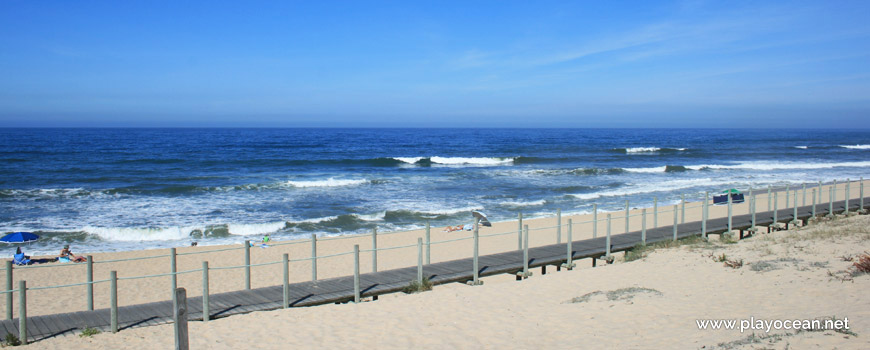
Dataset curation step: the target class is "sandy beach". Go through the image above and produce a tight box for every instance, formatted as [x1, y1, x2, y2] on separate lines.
[2, 180, 868, 348]
[16, 196, 870, 349]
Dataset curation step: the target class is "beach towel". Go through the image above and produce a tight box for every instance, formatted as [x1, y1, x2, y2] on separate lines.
[463, 224, 473, 231]
[58, 256, 71, 263]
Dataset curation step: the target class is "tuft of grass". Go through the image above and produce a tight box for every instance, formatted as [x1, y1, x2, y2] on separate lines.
[401, 277, 432, 294]
[79, 326, 101, 338]
[625, 235, 707, 262]
[4, 333, 20, 346]
[723, 259, 744, 269]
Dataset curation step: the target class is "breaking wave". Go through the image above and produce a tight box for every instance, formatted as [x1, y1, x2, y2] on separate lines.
[841, 144, 870, 150]
[499, 199, 547, 207]
[285, 178, 369, 188]
[615, 147, 687, 154]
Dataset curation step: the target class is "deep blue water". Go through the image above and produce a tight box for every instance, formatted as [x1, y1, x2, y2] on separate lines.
[1, 128, 868, 254]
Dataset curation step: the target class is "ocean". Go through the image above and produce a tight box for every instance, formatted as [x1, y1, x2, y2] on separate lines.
[1, 128, 868, 255]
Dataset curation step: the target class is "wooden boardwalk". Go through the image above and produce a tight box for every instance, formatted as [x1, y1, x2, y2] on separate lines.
[2, 197, 867, 342]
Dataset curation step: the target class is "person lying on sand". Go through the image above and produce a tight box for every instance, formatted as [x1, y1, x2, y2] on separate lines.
[59, 245, 86, 263]
[444, 225, 463, 232]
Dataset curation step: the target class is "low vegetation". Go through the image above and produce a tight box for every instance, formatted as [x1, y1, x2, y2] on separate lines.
[3, 333, 20, 347]
[401, 277, 432, 294]
[624, 235, 708, 262]
[79, 326, 101, 338]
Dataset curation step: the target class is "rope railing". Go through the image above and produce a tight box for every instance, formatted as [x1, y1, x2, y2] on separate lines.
[119, 268, 202, 281]
[28, 278, 112, 291]
[360, 242, 417, 253]
[95, 254, 172, 264]
[176, 246, 244, 256]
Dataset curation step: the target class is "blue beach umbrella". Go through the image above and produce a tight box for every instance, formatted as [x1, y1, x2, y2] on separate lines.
[0, 232, 40, 244]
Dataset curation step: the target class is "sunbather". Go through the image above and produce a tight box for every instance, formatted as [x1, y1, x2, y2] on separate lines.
[59, 245, 86, 263]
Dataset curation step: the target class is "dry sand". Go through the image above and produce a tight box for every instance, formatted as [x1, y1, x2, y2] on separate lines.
[3, 180, 869, 348]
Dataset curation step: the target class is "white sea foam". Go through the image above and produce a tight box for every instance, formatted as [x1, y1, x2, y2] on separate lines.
[624, 166, 667, 173]
[393, 157, 425, 164]
[354, 212, 386, 221]
[291, 215, 340, 224]
[83, 225, 200, 241]
[285, 178, 369, 188]
[1, 187, 97, 199]
[841, 144, 870, 150]
[499, 199, 547, 207]
[795, 146, 808, 149]
[686, 161, 870, 171]
[414, 205, 481, 216]
[568, 178, 734, 200]
[227, 221, 286, 236]
[429, 157, 514, 165]
[624, 147, 661, 153]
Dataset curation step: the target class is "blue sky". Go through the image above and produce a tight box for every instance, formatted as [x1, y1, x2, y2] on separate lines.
[0, 0, 868, 127]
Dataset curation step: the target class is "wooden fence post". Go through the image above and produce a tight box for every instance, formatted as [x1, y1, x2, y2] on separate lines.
[87, 255, 94, 311]
[773, 192, 779, 225]
[672, 205, 678, 241]
[727, 192, 733, 233]
[767, 185, 772, 211]
[473, 223, 480, 284]
[606, 214, 612, 257]
[110, 271, 118, 333]
[517, 212, 523, 250]
[18, 280, 26, 345]
[283, 254, 289, 309]
[751, 194, 757, 230]
[244, 240, 251, 290]
[624, 200, 630, 233]
[425, 221, 431, 265]
[522, 225, 530, 278]
[174, 287, 189, 350]
[170, 248, 177, 300]
[653, 197, 658, 228]
[202, 262, 209, 322]
[641, 209, 647, 245]
[371, 227, 378, 273]
[681, 194, 686, 224]
[5, 260, 11, 320]
[860, 177, 865, 213]
[812, 189, 817, 217]
[845, 180, 850, 214]
[564, 219, 574, 269]
[702, 192, 708, 239]
[592, 204, 598, 238]
[556, 208, 562, 244]
[353, 245, 360, 303]
[817, 180, 822, 205]
[311, 234, 317, 281]
[417, 238, 423, 285]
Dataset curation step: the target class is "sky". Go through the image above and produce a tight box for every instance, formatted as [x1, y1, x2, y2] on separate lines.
[0, 0, 869, 128]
